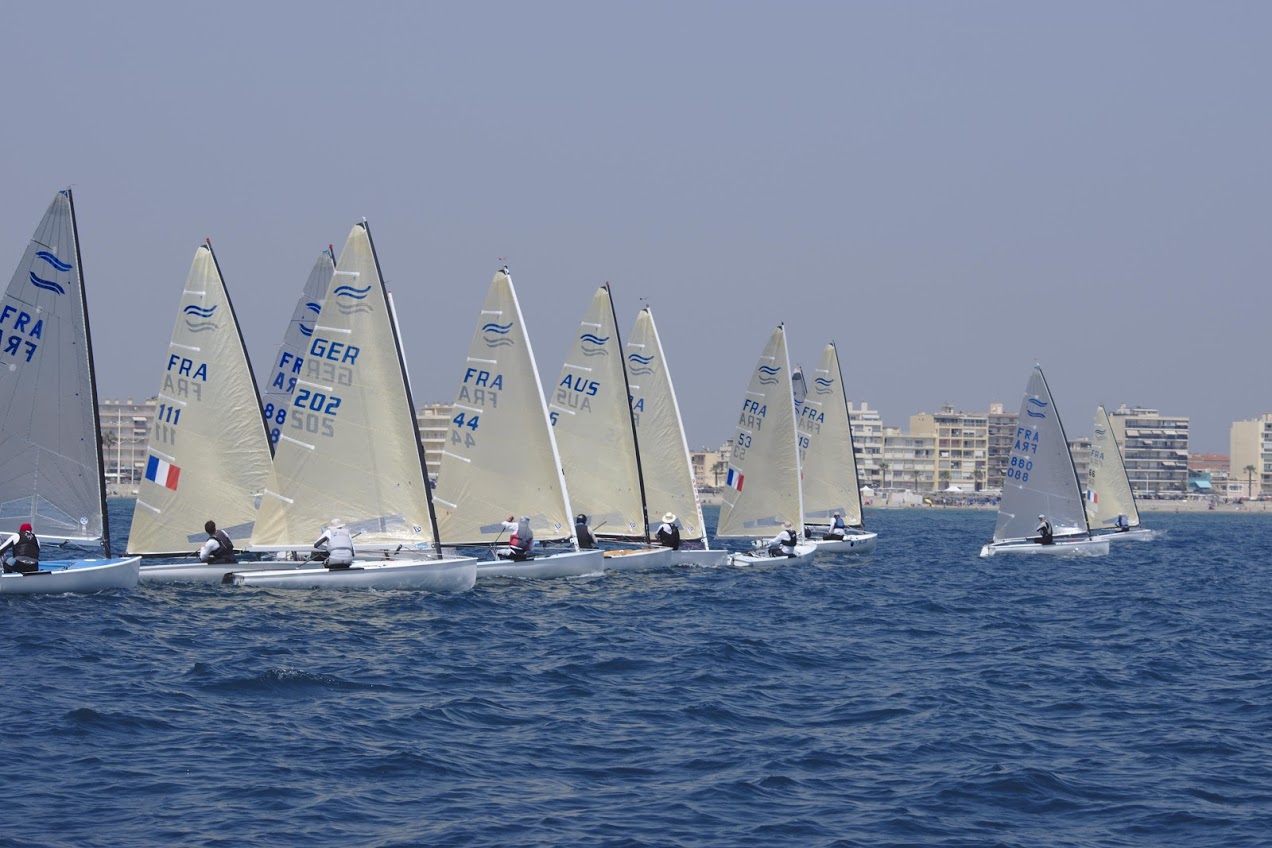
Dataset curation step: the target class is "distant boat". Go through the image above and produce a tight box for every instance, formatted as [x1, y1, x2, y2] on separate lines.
[797, 342, 878, 555]
[235, 221, 475, 590]
[0, 190, 139, 594]
[625, 306, 724, 567]
[128, 241, 281, 583]
[716, 324, 816, 566]
[1086, 404, 1156, 542]
[431, 268, 602, 579]
[552, 285, 672, 572]
[980, 366, 1109, 557]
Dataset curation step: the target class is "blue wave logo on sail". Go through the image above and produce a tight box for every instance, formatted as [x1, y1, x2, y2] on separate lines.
[1026, 397, 1049, 419]
[334, 284, 371, 300]
[627, 352, 655, 375]
[580, 332, 609, 357]
[813, 376, 834, 395]
[28, 271, 65, 295]
[182, 303, 219, 332]
[482, 321, 514, 348]
[36, 251, 73, 272]
[299, 301, 321, 337]
[757, 365, 780, 385]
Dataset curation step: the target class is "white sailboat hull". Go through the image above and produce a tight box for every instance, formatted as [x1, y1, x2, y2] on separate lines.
[602, 547, 676, 572]
[0, 557, 140, 595]
[228, 556, 477, 590]
[979, 536, 1110, 557]
[729, 543, 817, 567]
[809, 531, 878, 554]
[1099, 528, 1157, 543]
[670, 549, 730, 567]
[139, 560, 316, 585]
[475, 548, 604, 579]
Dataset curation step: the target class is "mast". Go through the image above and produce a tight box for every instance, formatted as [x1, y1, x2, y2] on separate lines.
[365, 221, 445, 558]
[603, 283, 653, 542]
[206, 238, 277, 460]
[780, 324, 806, 536]
[67, 189, 113, 558]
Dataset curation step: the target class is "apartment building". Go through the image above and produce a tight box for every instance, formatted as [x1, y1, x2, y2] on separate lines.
[1107, 405, 1190, 496]
[416, 403, 454, 482]
[847, 401, 884, 489]
[881, 427, 935, 492]
[986, 402, 1018, 492]
[99, 398, 157, 496]
[911, 405, 988, 492]
[1230, 414, 1272, 498]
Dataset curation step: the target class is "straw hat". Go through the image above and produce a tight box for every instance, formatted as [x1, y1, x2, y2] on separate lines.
[663, 512, 676, 523]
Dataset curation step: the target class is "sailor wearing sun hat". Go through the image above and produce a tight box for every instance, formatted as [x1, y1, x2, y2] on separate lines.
[767, 521, 799, 558]
[1035, 514, 1054, 545]
[313, 519, 355, 567]
[655, 512, 681, 550]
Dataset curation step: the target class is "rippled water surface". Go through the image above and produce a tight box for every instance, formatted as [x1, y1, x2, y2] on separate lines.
[3, 502, 1271, 847]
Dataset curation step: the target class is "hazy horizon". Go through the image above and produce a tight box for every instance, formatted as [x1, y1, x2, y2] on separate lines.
[3, 2, 1267, 453]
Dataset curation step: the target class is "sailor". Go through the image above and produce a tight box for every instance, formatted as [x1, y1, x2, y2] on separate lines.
[313, 519, 354, 567]
[824, 512, 847, 541]
[1035, 514, 1054, 545]
[575, 514, 596, 549]
[768, 521, 799, 557]
[1114, 513, 1130, 532]
[655, 512, 681, 550]
[498, 515, 534, 561]
[198, 520, 238, 564]
[1, 522, 40, 573]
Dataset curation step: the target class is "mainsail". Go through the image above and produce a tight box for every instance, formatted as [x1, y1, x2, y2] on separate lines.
[432, 269, 574, 545]
[716, 324, 804, 539]
[1086, 404, 1141, 530]
[992, 366, 1090, 542]
[0, 189, 111, 551]
[251, 222, 436, 551]
[127, 242, 274, 555]
[552, 285, 647, 541]
[798, 341, 866, 529]
[260, 247, 334, 421]
[625, 306, 706, 546]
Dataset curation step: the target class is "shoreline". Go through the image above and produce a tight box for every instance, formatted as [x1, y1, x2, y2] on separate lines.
[693, 492, 1268, 515]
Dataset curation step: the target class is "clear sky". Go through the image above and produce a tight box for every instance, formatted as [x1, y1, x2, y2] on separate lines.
[3, 2, 1267, 452]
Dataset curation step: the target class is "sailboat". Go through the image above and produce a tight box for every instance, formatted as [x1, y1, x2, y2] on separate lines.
[234, 221, 476, 590]
[716, 324, 816, 566]
[0, 190, 139, 594]
[552, 285, 672, 571]
[625, 306, 725, 567]
[1085, 404, 1156, 542]
[797, 342, 878, 554]
[431, 268, 602, 579]
[128, 241, 282, 582]
[979, 365, 1109, 557]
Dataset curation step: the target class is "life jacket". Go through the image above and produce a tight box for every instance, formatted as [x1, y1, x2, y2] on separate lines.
[325, 527, 354, 565]
[575, 523, 595, 549]
[510, 519, 534, 553]
[209, 529, 237, 564]
[11, 529, 39, 571]
[656, 523, 681, 550]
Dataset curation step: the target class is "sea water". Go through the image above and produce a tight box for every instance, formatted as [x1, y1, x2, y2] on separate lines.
[2, 503, 1270, 847]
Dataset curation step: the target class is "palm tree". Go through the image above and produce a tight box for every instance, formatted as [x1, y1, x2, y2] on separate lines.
[1245, 464, 1257, 499]
[711, 460, 727, 487]
[879, 461, 890, 489]
[939, 470, 951, 491]
[974, 467, 984, 492]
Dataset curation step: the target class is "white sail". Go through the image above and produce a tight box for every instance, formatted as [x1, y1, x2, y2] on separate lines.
[625, 306, 707, 546]
[716, 325, 804, 539]
[433, 269, 574, 545]
[551, 285, 646, 540]
[798, 342, 866, 529]
[126, 243, 274, 555]
[251, 222, 435, 550]
[260, 247, 334, 422]
[0, 190, 111, 551]
[1086, 404, 1141, 530]
[992, 366, 1090, 542]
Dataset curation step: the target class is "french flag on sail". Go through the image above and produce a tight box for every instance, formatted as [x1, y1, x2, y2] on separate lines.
[145, 455, 181, 490]
[726, 468, 744, 492]
[1085, 489, 1098, 504]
